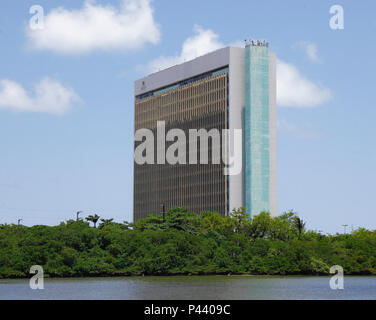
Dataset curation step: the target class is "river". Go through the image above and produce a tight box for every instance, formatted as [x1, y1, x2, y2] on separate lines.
[0, 276, 375, 300]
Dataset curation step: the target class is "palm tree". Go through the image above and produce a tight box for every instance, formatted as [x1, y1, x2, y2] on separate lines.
[294, 217, 306, 240]
[86, 214, 100, 228]
[98, 218, 114, 229]
[100, 218, 113, 224]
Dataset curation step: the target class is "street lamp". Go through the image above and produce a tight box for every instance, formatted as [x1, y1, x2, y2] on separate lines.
[342, 224, 348, 234]
[76, 211, 83, 221]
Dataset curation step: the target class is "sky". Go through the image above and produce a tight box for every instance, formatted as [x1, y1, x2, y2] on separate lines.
[0, 0, 375, 234]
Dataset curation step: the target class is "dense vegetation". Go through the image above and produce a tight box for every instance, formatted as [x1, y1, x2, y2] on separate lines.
[0, 207, 375, 278]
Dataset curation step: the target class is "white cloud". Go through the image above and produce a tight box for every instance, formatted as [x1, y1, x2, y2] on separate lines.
[305, 43, 319, 62]
[278, 117, 320, 139]
[145, 25, 225, 72]
[145, 26, 331, 108]
[27, 0, 160, 54]
[295, 41, 320, 62]
[0, 78, 80, 115]
[277, 60, 331, 107]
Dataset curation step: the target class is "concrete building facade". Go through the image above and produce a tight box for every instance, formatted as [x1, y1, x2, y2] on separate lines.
[134, 43, 277, 220]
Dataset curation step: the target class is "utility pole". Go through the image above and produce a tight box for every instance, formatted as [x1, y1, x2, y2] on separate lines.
[342, 224, 348, 234]
[76, 211, 83, 221]
[161, 204, 165, 222]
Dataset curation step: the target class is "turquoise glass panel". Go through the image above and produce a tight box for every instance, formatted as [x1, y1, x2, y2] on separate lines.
[244, 45, 270, 217]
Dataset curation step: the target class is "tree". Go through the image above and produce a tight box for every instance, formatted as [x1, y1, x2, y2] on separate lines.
[200, 211, 234, 234]
[247, 211, 273, 239]
[294, 216, 306, 240]
[165, 207, 200, 234]
[230, 207, 250, 234]
[132, 214, 164, 231]
[86, 214, 100, 228]
[0, 206, 376, 278]
[122, 221, 133, 230]
[98, 218, 114, 229]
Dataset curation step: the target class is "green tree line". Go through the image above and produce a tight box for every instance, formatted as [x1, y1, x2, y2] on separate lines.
[0, 207, 375, 278]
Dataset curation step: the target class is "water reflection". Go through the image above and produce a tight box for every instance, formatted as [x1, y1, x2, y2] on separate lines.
[1, 276, 375, 300]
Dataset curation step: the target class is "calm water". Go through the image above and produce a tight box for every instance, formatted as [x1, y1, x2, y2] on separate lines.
[0, 276, 375, 300]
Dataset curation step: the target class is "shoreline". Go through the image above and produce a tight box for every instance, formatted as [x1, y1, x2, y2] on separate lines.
[1, 273, 375, 281]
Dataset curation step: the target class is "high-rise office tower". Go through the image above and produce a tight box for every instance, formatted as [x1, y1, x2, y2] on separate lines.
[134, 41, 277, 220]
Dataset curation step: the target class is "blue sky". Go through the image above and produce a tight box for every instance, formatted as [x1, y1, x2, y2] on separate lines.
[0, 0, 375, 234]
